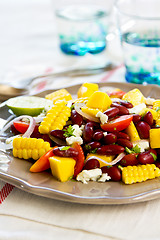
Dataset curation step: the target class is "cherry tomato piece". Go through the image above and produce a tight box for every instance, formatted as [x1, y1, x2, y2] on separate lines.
[101, 115, 133, 132]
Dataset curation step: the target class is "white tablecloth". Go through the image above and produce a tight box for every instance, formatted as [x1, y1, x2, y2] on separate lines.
[0, 1, 160, 240]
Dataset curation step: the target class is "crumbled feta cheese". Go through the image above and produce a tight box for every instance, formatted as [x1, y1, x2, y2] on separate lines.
[103, 132, 108, 136]
[72, 124, 83, 137]
[76, 169, 102, 184]
[96, 111, 108, 125]
[145, 97, 155, 106]
[133, 140, 150, 153]
[66, 136, 83, 145]
[98, 173, 111, 182]
[129, 103, 146, 114]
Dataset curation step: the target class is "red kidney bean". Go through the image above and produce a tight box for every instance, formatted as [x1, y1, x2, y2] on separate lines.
[103, 133, 117, 145]
[97, 145, 124, 155]
[156, 149, 160, 155]
[111, 103, 129, 115]
[137, 149, 157, 165]
[120, 153, 139, 166]
[155, 161, 160, 168]
[143, 111, 153, 126]
[83, 122, 94, 142]
[50, 130, 66, 140]
[117, 138, 133, 149]
[103, 107, 119, 119]
[136, 121, 151, 139]
[132, 114, 142, 124]
[83, 158, 100, 170]
[84, 141, 101, 151]
[114, 99, 133, 108]
[42, 134, 53, 146]
[71, 110, 83, 126]
[93, 130, 104, 141]
[115, 132, 130, 140]
[53, 147, 79, 158]
[101, 166, 122, 181]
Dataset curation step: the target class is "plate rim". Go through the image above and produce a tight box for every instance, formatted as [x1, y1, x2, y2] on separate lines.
[1, 81, 160, 205]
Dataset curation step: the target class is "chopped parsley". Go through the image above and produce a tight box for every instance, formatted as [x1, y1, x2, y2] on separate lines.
[59, 146, 71, 151]
[125, 145, 141, 154]
[70, 104, 75, 111]
[90, 148, 98, 154]
[150, 152, 157, 161]
[63, 125, 75, 138]
[156, 107, 160, 112]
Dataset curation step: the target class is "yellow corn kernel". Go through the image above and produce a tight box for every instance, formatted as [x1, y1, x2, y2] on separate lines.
[81, 107, 101, 117]
[122, 88, 145, 106]
[149, 128, 160, 148]
[86, 91, 112, 111]
[39, 100, 71, 134]
[122, 164, 160, 184]
[45, 89, 72, 104]
[125, 121, 140, 142]
[153, 100, 160, 126]
[13, 137, 51, 160]
[77, 82, 99, 98]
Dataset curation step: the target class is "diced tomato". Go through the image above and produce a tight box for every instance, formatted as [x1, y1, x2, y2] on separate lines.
[108, 90, 126, 99]
[101, 115, 133, 132]
[30, 148, 55, 173]
[72, 142, 85, 178]
[13, 121, 39, 134]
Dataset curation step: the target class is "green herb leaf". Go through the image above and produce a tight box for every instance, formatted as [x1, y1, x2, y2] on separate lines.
[70, 104, 75, 111]
[59, 146, 71, 151]
[150, 152, 157, 161]
[63, 125, 75, 138]
[156, 107, 160, 112]
[85, 145, 91, 150]
[125, 145, 141, 154]
[90, 148, 98, 154]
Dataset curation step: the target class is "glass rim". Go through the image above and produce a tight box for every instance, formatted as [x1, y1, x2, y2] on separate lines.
[55, 5, 110, 22]
[115, 0, 160, 21]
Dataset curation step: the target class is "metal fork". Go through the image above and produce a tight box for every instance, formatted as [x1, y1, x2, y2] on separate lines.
[0, 62, 115, 99]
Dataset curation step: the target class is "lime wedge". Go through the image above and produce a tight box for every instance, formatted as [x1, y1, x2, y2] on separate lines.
[6, 96, 53, 116]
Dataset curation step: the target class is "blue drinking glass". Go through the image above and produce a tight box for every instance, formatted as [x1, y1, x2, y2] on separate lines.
[115, 0, 160, 85]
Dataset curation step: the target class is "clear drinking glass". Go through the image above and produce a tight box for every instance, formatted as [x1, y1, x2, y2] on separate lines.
[55, 3, 113, 56]
[115, 0, 160, 85]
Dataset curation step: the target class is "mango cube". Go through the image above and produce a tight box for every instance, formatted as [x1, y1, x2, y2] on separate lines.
[77, 83, 98, 98]
[122, 88, 145, 106]
[49, 156, 76, 182]
[125, 121, 140, 142]
[81, 107, 101, 117]
[149, 128, 160, 148]
[86, 91, 112, 111]
[86, 154, 114, 168]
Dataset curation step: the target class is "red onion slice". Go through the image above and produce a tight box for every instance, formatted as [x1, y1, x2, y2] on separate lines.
[0, 115, 36, 138]
[74, 103, 100, 123]
[88, 153, 126, 166]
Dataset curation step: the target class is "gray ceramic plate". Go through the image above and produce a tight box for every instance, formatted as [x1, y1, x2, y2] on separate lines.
[1, 82, 160, 205]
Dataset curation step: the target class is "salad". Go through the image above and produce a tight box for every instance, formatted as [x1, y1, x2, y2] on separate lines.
[1, 82, 160, 185]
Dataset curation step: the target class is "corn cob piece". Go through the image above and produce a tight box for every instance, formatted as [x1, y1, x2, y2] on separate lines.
[13, 137, 51, 160]
[45, 89, 72, 104]
[122, 88, 145, 106]
[39, 100, 71, 134]
[121, 164, 160, 184]
[153, 100, 160, 126]
[73, 97, 88, 104]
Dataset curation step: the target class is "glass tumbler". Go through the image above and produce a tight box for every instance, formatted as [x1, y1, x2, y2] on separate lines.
[55, 4, 112, 56]
[115, 0, 160, 85]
